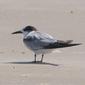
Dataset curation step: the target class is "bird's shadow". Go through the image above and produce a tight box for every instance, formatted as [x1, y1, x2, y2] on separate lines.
[5, 61, 59, 67]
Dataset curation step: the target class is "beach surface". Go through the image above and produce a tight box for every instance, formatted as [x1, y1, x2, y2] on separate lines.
[0, 0, 85, 85]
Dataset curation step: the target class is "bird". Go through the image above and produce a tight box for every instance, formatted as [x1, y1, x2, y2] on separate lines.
[12, 25, 81, 63]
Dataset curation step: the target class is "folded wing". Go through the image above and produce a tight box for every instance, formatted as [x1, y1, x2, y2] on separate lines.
[24, 31, 57, 49]
[24, 32, 81, 49]
[43, 40, 81, 49]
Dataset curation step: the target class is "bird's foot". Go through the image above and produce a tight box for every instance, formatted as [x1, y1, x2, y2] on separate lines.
[32, 61, 37, 63]
[33, 60, 43, 64]
[33, 60, 43, 63]
[40, 60, 43, 63]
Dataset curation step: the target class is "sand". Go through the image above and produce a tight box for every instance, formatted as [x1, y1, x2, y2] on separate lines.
[0, 0, 85, 85]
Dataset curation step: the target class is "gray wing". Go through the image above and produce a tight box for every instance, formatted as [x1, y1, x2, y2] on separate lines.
[24, 32, 81, 50]
[24, 31, 57, 50]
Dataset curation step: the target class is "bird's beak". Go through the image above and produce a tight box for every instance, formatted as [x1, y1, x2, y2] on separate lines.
[12, 31, 22, 34]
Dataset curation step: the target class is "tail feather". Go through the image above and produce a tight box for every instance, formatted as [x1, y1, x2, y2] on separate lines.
[65, 40, 73, 44]
[57, 40, 73, 44]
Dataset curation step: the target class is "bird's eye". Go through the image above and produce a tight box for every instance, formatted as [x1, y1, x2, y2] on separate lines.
[23, 28, 29, 31]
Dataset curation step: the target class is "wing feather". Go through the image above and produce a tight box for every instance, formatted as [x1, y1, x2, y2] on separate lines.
[24, 31, 57, 49]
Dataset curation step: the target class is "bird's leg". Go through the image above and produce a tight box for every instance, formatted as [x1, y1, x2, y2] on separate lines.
[34, 54, 36, 63]
[41, 54, 44, 63]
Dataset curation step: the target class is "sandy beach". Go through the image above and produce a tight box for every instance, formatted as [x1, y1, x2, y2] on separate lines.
[0, 0, 85, 85]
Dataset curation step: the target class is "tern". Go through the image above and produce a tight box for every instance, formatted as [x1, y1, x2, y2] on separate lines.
[12, 25, 81, 63]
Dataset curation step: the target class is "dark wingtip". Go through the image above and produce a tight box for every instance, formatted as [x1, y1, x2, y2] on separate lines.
[75, 43, 82, 45]
[67, 43, 82, 47]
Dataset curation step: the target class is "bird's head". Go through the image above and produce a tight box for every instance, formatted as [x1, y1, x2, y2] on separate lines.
[12, 25, 37, 35]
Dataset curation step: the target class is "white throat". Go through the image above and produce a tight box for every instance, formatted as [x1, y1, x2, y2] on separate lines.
[23, 31, 29, 37]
